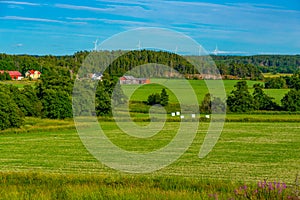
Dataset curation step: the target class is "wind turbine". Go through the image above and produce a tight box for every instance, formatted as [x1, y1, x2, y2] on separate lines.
[93, 38, 98, 51]
[137, 40, 141, 50]
[198, 45, 202, 56]
[213, 45, 219, 55]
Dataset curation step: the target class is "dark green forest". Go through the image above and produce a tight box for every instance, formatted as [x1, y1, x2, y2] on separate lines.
[212, 55, 300, 74]
[1, 51, 299, 79]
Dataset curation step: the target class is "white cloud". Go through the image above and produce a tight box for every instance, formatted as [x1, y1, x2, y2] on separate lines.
[96, 0, 149, 6]
[54, 3, 111, 12]
[67, 17, 146, 26]
[0, 1, 40, 6]
[0, 16, 63, 23]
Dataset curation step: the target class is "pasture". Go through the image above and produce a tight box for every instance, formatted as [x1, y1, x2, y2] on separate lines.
[0, 116, 299, 199]
[121, 79, 289, 105]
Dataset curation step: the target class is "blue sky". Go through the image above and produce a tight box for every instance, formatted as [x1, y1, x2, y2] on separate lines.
[0, 0, 299, 55]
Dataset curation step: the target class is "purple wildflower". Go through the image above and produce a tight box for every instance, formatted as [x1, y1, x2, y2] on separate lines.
[276, 182, 281, 189]
[282, 182, 287, 189]
[268, 182, 274, 190]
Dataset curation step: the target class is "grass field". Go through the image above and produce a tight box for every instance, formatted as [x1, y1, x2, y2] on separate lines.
[263, 73, 293, 78]
[0, 116, 299, 199]
[0, 80, 36, 88]
[121, 79, 289, 105]
[0, 78, 298, 199]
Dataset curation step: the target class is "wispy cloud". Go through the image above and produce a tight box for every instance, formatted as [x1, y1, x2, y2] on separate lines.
[54, 3, 111, 12]
[225, 2, 300, 14]
[96, 0, 149, 6]
[67, 17, 146, 26]
[0, 1, 40, 6]
[0, 16, 63, 23]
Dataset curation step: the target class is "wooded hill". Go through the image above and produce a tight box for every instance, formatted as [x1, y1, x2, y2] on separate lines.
[0, 51, 299, 79]
[212, 55, 300, 74]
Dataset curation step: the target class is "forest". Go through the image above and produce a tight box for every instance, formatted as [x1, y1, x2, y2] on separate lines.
[0, 51, 299, 79]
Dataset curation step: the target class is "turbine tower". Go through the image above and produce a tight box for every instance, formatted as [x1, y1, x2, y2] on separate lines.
[213, 45, 219, 55]
[137, 40, 141, 50]
[93, 38, 98, 51]
[198, 45, 202, 56]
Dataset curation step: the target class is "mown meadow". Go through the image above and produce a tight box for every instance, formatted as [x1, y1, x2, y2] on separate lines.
[0, 78, 298, 199]
[0, 115, 299, 199]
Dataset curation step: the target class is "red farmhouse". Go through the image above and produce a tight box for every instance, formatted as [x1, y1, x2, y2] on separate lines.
[0, 70, 23, 80]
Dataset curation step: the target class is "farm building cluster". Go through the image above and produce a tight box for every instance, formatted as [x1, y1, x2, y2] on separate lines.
[0, 70, 41, 80]
[119, 76, 150, 85]
[85, 73, 150, 85]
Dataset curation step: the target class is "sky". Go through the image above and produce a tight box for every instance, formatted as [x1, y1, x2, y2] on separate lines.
[0, 0, 300, 55]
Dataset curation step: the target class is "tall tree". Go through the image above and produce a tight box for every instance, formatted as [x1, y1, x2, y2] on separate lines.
[160, 88, 169, 106]
[41, 89, 72, 119]
[0, 87, 24, 130]
[227, 81, 255, 112]
[253, 84, 279, 110]
[95, 73, 127, 116]
[201, 93, 226, 114]
[36, 67, 74, 119]
[200, 93, 211, 114]
[147, 93, 161, 105]
[281, 89, 300, 111]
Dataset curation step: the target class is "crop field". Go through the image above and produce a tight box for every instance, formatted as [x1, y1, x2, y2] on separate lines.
[121, 79, 289, 105]
[0, 116, 299, 199]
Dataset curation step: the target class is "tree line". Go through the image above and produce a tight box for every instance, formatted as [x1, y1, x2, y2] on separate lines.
[224, 71, 300, 113]
[212, 55, 300, 74]
[1, 51, 300, 130]
[4, 51, 300, 80]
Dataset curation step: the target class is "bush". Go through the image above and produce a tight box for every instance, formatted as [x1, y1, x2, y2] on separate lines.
[0, 91, 24, 130]
[147, 89, 169, 106]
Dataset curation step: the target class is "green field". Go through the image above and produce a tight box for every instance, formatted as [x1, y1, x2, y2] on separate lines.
[121, 79, 289, 105]
[0, 79, 298, 199]
[263, 73, 293, 78]
[0, 116, 299, 199]
[0, 80, 36, 88]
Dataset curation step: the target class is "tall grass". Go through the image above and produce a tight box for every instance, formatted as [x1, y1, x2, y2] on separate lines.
[0, 172, 297, 199]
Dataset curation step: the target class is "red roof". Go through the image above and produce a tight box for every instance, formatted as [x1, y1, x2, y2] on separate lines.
[9, 71, 22, 76]
[28, 70, 41, 75]
[0, 70, 22, 76]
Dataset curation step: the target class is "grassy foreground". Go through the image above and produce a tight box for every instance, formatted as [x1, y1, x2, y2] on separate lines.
[0, 116, 299, 199]
[0, 172, 298, 200]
